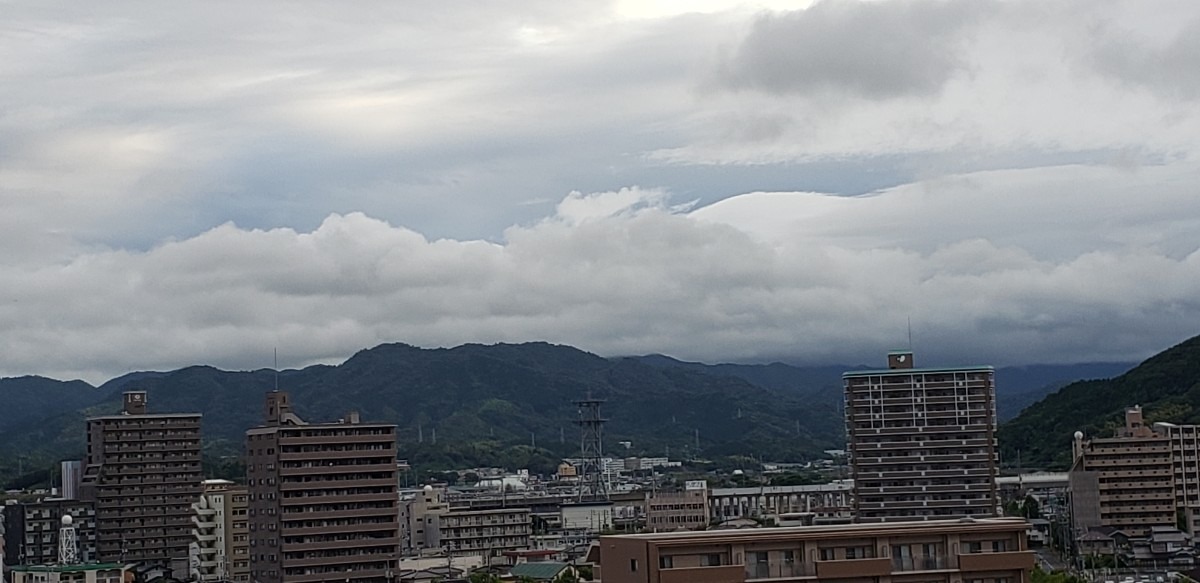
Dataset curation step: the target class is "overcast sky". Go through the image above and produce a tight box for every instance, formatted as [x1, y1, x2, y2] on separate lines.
[3, 0, 1199, 383]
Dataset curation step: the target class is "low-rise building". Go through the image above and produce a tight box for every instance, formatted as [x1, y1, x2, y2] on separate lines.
[645, 482, 708, 532]
[7, 563, 128, 583]
[598, 517, 1034, 583]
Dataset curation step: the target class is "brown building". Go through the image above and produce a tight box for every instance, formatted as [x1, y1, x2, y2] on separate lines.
[600, 515, 1032, 580]
[1, 498, 97, 566]
[1070, 406, 1186, 537]
[80, 391, 203, 570]
[645, 482, 709, 532]
[246, 391, 400, 583]
[598, 517, 1034, 583]
[844, 352, 999, 522]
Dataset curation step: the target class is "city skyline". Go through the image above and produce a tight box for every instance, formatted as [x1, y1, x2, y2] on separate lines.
[3, 0, 1199, 383]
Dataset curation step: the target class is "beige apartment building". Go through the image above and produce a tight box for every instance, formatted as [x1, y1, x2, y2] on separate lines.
[844, 352, 999, 522]
[190, 479, 250, 583]
[401, 486, 531, 559]
[1070, 406, 1200, 537]
[247, 391, 400, 583]
[598, 517, 1034, 583]
[80, 391, 203, 571]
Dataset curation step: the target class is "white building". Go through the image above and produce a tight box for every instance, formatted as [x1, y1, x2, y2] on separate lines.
[189, 479, 249, 583]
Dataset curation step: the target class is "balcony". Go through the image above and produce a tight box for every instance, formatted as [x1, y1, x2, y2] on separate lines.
[660, 565, 746, 583]
[892, 555, 948, 572]
[816, 558, 892, 578]
[958, 551, 1035, 572]
[745, 562, 811, 580]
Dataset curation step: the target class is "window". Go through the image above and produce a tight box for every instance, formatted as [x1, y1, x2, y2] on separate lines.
[991, 540, 1008, 552]
[630, 559, 638, 572]
[702, 554, 723, 567]
[846, 546, 874, 559]
[659, 556, 673, 569]
[820, 547, 837, 561]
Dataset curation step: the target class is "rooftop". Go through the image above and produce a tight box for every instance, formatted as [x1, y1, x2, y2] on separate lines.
[844, 365, 994, 377]
[11, 563, 126, 573]
[603, 517, 1028, 545]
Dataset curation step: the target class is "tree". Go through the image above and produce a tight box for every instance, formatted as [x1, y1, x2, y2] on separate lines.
[468, 573, 500, 583]
[1023, 495, 1042, 519]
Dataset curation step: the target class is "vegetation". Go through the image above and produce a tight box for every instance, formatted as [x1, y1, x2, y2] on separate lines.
[999, 333, 1200, 469]
[1032, 567, 1086, 583]
[0, 342, 843, 484]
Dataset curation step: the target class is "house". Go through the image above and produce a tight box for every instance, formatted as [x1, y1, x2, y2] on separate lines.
[506, 561, 576, 581]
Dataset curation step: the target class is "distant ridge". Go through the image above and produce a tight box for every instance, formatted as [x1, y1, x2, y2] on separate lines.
[1000, 333, 1200, 469]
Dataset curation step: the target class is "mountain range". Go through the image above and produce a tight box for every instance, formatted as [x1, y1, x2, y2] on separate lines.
[1001, 333, 1200, 469]
[0, 342, 1140, 485]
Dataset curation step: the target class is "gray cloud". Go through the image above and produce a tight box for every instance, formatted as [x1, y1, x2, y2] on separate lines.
[715, 0, 989, 99]
[1089, 13, 1200, 100]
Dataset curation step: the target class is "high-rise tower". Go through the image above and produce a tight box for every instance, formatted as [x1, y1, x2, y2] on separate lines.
[573, 394, 609, 502]
[843, 351, 999, 522]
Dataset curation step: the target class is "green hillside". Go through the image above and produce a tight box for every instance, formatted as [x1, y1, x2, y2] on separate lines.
[999, 334, 1200, 469]
[0, 342, 842, 483]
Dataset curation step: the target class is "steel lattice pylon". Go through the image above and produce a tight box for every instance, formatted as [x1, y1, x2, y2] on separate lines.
[573, 394, 609, 502]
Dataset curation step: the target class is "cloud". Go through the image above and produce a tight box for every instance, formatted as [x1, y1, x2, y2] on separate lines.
[715, 0, 988, 99]
[1087, 10, 1200, 100]
[4, 162, 1200, 384]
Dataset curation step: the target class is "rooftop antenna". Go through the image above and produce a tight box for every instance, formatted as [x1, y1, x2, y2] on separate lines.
[274, 347, 279, 391]
[58, 514, 79, 565]
[907, 317, 913, 351]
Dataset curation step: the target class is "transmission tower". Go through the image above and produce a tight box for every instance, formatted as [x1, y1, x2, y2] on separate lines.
[573, 393, 609, 502]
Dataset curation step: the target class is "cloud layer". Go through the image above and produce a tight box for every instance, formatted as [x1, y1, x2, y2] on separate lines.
[2, 0, 1200, 382]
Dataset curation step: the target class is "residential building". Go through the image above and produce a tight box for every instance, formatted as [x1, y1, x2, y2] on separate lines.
[597, 517, 1034, 583]
[844, 351, 999, 522]
[708, 483, 853, 524]
[190, 479, 250, 583]
[1070, 407, 1200, 537]
[644, 482, 708, 532]
[79, 391, 203, 570]
[8, 563, 128, 583]
[401, 486, 531, 559]
[1, 499, 97, 567]
[59, 462, 82, 502]
[247, 391, 400, 583]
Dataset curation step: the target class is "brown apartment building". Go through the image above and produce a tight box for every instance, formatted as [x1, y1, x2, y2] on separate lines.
[79, 391, 203, 571]
[246, 391, 400, 583]
[844, 352, 999, 522]
[1069, 406, 1200, 537]
[598, 517, 1034, 583]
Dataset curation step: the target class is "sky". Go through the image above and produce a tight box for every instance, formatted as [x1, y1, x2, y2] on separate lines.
[2, 0, 1199, 384]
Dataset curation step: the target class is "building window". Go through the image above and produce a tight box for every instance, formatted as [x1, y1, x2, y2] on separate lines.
[630, 559, 638, 572]
[702, 554, 723, 567]
[659, 556, 673, 569]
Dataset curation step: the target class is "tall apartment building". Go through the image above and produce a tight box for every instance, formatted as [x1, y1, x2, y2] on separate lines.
[1069, 406, 1200, 537]
[190, 479, 251, 583]
[79, 391, 203, 570]
[1, 499, 97, 566]
[844, 352, 999, 522]
[246, 391, 400, 583]
[598, 517, 1034, 583]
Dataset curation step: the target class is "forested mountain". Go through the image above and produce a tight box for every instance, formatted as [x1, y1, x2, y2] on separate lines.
[0, 342, 843, 483]
[1000, 334, 1200, 469]
[634, 355, 1134, 421]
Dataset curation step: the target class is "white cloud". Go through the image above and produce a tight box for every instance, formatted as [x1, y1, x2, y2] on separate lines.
[3, 162, 1199, 384]
[1, 0, 1198, 382]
